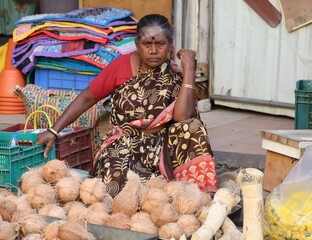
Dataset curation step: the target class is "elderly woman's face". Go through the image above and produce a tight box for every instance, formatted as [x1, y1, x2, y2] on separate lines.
[136, 25, 172, 69]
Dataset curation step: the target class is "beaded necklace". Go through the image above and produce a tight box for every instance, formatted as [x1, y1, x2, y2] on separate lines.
[137, 59, 142, 76]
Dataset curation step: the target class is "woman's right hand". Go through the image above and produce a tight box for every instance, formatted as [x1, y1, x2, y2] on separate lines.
[35, 130, 57, 158]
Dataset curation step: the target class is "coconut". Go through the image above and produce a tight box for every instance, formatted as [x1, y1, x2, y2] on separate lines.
[22, 233, 45, 240]
[88, 202, 111, 214]
[138, 183, 148, 203]
[42, 159, 69, 184]
[68, 169, 84, 183]
[27, 183, 56, 209]
[85, 208, 110, 226]
[0, 188, 14, 197]
[19, 214, 47, 235]
[43, 220, 65, 240]
[112, 171, 141, 216]
[67, 201, 88, 220]
[55, 177, 81, 202]
[38, 203, 67, 219]
[105, 213, 130, 230]
[58, 220, 95, 240]
[172, 182, 202, 215]
[177, 214, 201, 237]
[150, 202, 179, 227]
[129, 212, 158, 235]
[164, 180, 186, 199]
[62, 201, 78, 213]
[0, 198, 17, 221]
[159, 222, 185, 240]
[13, 194, 33, 211]
[11, 209, 37, 223]
[0, 221, 18, 240]
[20, 167, 45, 193]
[199, 191, 212, 208]
[145, 175, 167, 189]
[79, 178, 106, 205]
[140, 188, 170, 213]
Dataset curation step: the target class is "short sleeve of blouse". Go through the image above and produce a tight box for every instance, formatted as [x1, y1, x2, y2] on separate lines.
[89, 53, 133, 100]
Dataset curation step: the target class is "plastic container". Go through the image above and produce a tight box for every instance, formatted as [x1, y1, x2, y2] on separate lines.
[0, 132, 56, 191]
[295, 80, 312, 129]
[34, 68, 96, 92]
[0, 124, 93, 173]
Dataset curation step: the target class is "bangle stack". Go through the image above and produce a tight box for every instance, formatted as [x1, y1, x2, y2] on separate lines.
[47, 128, 60, 138]
[181, 83, 196, 90]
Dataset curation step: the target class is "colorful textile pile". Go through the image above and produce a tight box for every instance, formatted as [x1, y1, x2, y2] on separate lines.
[11, 7, 137, 76]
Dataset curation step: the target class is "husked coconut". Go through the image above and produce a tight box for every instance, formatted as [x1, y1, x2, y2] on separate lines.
[112, 170, 141, 216]
[43, 220, 65, 240]
[20, 167, 45, 193]
[19, 214, 47, 235]
[85, 208, 110, 226]
[58, 220, 95, 240]
[0, 198, 17, 221]
[55, 177, 80, 202]
[22, 233, 45, 240]
[0, 220, 18, 240]
[105, 213, 130, 230]
[150, 202, 179, 227]
[42, 159, 69, 184]
[164, 180, 186, 199]
[158, 222, 185, 240]
[67, 201, 88, 220]
[38, 203, 67, 219]
[129, 211, 158, 235]
[177, 214, 201, 237]
[140, 188, 170, 213]
[79, 178, 106, 205]
[68, 169, 84, 183]
[172, 182, 202, 215]
[27, 183, 56, 209]
[145, 175, 167, 189]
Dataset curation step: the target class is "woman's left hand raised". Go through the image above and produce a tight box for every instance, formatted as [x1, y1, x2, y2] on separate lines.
[176, 49, 196, 70]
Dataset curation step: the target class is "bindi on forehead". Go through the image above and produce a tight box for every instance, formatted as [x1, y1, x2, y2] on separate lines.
[140, 26, 167, 40]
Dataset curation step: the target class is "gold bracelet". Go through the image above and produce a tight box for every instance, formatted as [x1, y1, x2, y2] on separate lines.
[47, 127, 60, 138]
[181, 83, 196, 90]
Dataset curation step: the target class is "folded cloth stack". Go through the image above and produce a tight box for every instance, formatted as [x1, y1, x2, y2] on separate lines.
[11, 7, 137, 77]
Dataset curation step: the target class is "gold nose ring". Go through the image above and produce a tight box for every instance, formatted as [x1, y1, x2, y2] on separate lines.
[149, 50, 152, 54]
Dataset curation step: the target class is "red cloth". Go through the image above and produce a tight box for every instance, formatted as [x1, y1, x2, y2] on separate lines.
[89, 53, 132, 100]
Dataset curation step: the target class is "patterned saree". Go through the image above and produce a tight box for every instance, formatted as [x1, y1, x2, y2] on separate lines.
[92, 60, 218, 197]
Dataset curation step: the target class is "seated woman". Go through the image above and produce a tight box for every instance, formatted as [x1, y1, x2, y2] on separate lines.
[36, 13, 218, 197]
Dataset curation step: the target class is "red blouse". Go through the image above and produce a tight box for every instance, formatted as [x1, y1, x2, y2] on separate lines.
[89, 53, 133, 100]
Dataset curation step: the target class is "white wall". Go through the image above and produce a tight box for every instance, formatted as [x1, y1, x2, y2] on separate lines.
[210, 0, 312, 117]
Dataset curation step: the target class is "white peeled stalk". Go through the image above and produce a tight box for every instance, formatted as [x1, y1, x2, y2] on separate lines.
[191, 188, 240, 240]
[219, 217, 245, 240]
[236, 168, 264, 240]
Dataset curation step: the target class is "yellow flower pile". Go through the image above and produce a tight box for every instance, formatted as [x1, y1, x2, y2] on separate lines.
[264, 189, 312, 239]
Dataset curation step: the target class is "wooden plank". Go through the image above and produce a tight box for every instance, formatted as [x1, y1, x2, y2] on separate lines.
[279, 0, 312, 32]
[261, 130, 312, 148]
[263, 150, 299, 192]
[79, 0, 172, 23]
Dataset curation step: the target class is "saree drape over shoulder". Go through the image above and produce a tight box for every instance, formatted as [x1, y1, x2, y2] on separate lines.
[92, 60, 218, 197]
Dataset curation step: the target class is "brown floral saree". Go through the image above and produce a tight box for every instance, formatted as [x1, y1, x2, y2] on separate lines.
[92, 60, 218, 197]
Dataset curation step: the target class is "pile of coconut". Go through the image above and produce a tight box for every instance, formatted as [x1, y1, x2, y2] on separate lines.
[0, 159, 243, 240]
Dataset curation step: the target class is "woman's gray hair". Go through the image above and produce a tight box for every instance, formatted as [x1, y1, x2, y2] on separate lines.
[136, 14, 173, 42]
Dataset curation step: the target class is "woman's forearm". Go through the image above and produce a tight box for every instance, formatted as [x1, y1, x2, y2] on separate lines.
[52, 87, 99, 132]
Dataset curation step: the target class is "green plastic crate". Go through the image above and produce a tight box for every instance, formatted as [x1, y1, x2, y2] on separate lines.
[0, 132, 56, 191]
[295, 80, 312, 129]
